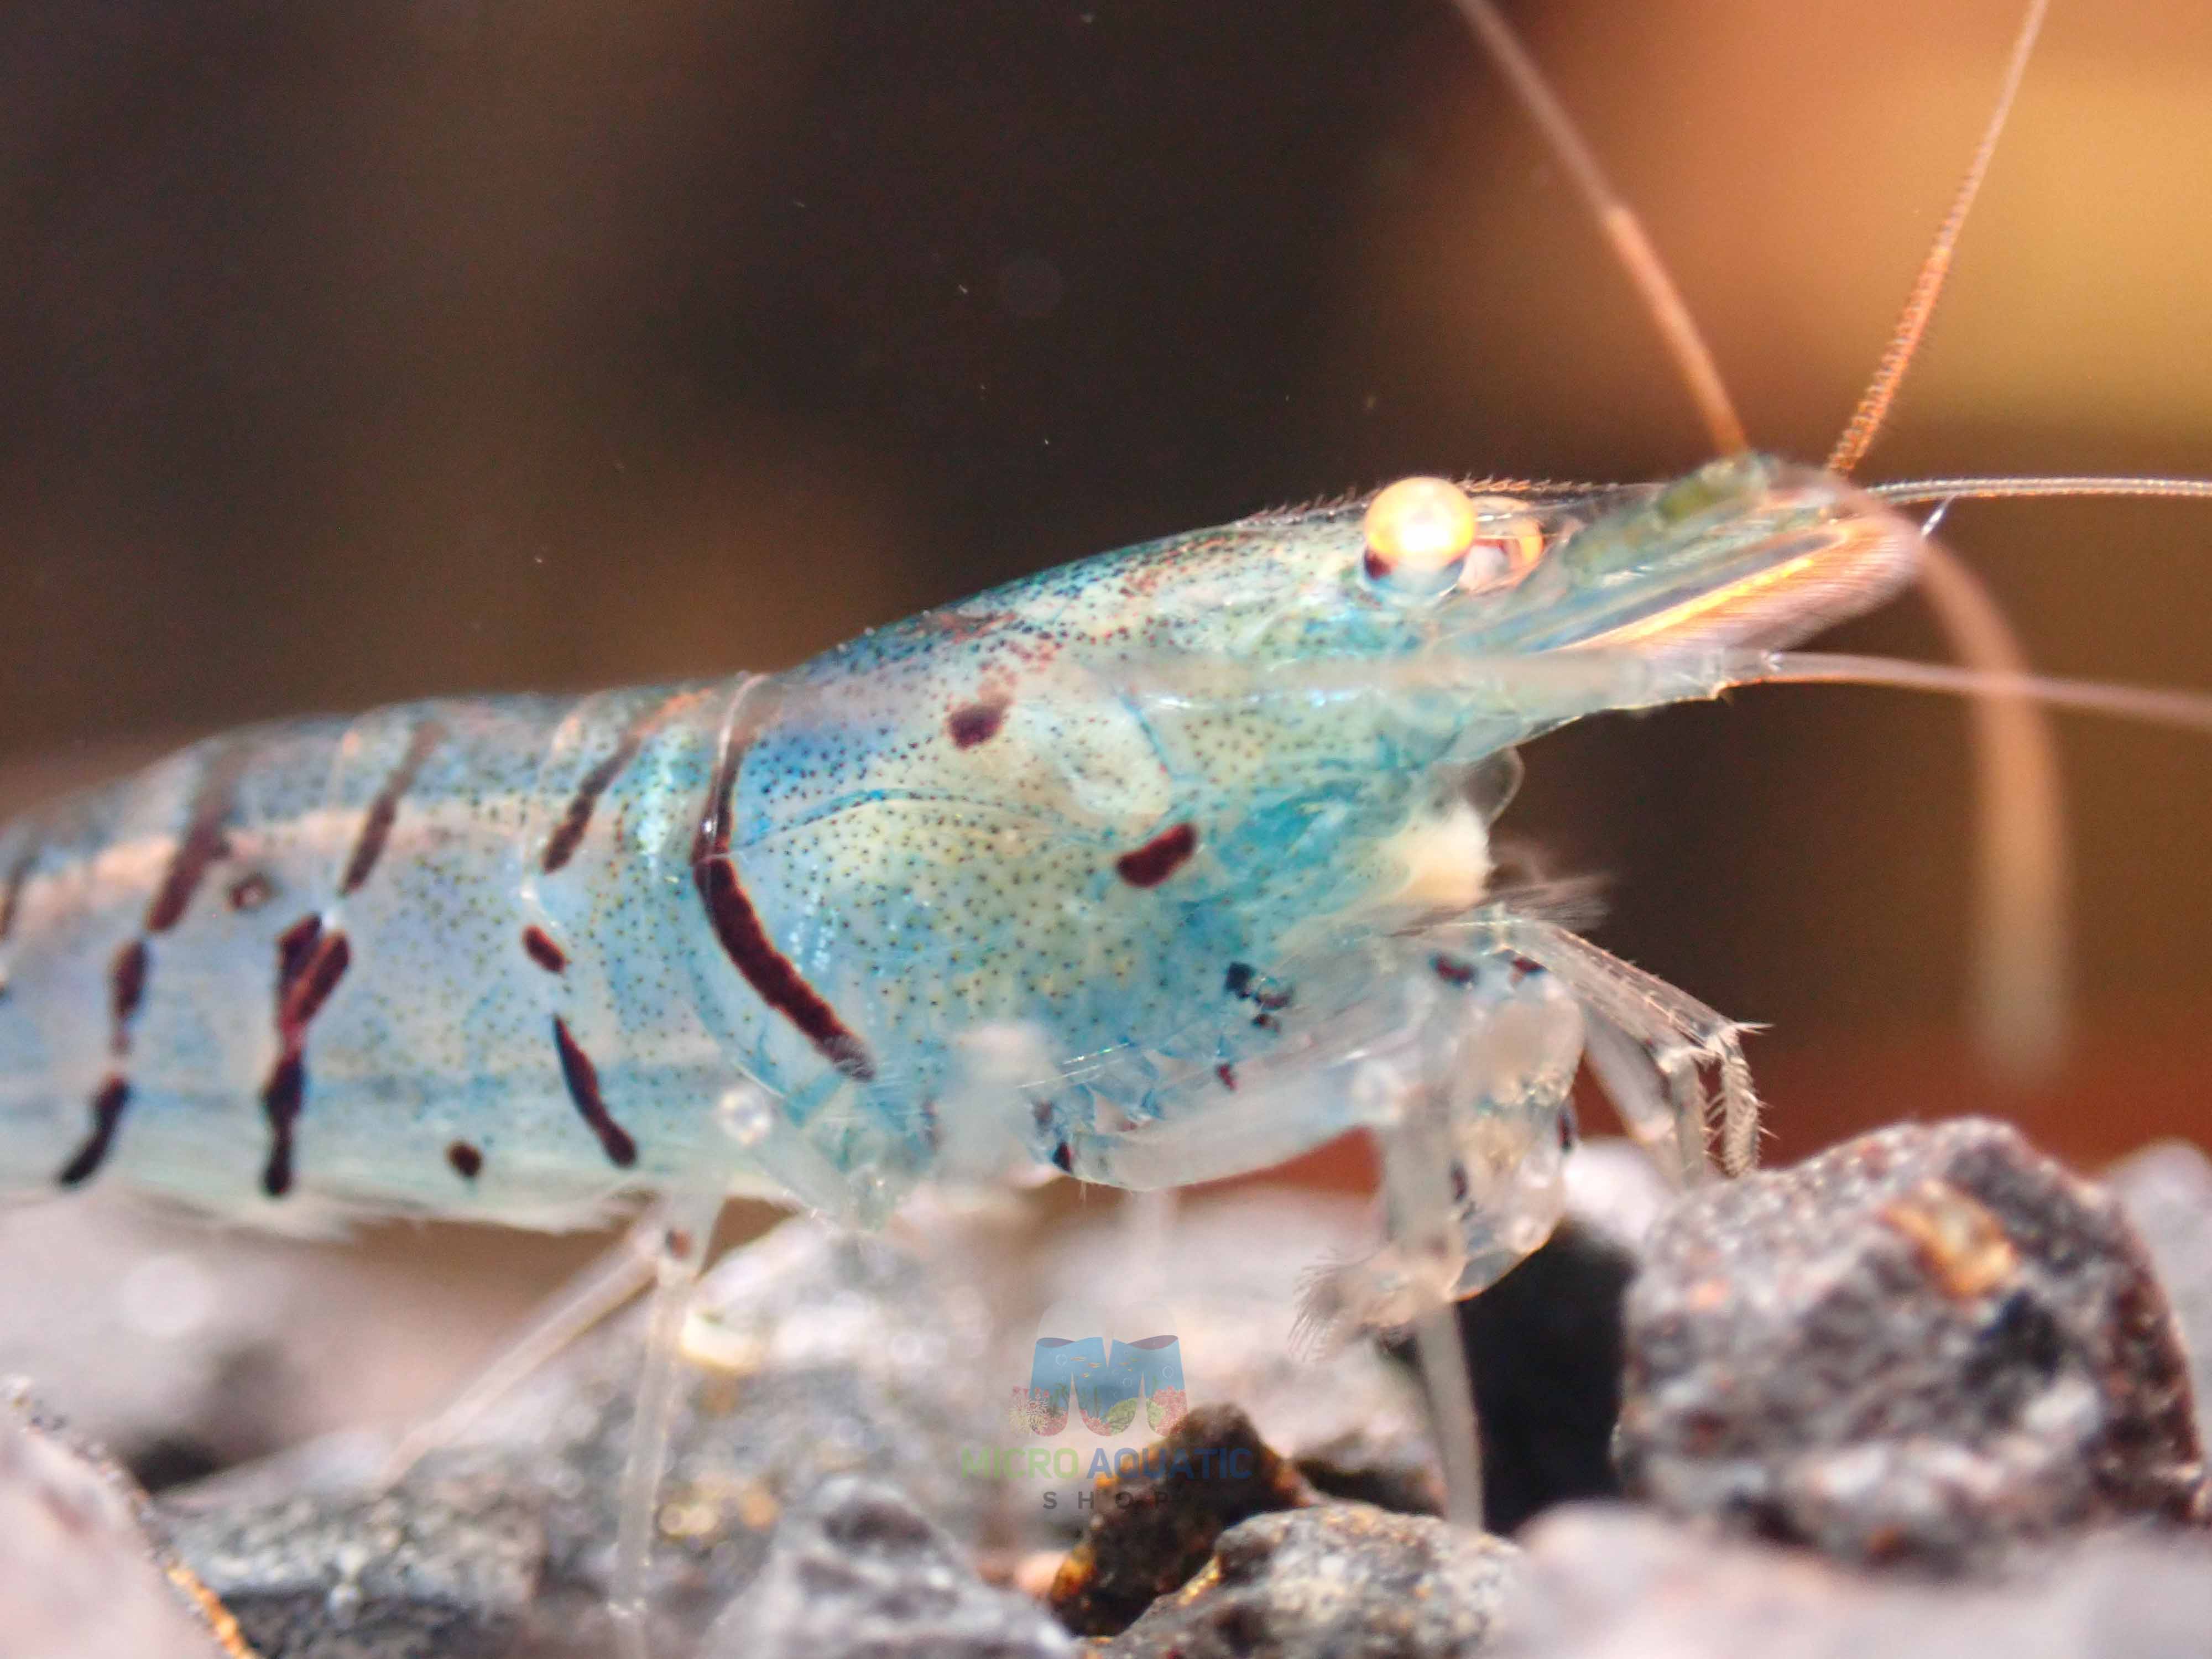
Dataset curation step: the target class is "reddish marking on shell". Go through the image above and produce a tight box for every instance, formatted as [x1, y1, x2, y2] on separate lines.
[260, 1052, 304, 1196]
[446, 1140, 483, 1180]
[145, 745, 248, 932]
[521, 925, 568, 974]
[279, 931, 351, 1039]
[947, 699, 1008, 749]
[1362, 549, 1392, 581]
[254, 920, 349, 1199]
[1215, 1062, 1238, 1091]
[55, 1076, 131, 1188]
[1050, 1140, 1073, 1173]
[542, 695, 690, 872]
[692, 722, 877, 1081]
[1115, 822, 1197, 888]
[108, 940, 147, 1054]
[227, 873, 275, 911]
[1431, 953, 1477, 987]
[275, 915, 322, 986]
[552, 1015, 637, 1168]
[341, 720, 446, 895]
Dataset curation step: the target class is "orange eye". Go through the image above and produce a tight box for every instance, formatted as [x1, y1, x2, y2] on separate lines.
[1363, 477, 1478, 595]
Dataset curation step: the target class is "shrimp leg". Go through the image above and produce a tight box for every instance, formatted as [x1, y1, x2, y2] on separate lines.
[378, 1204, 671, 1487]
[609, 1191, 724, 1659]
[1467, 913, 1764, 1176]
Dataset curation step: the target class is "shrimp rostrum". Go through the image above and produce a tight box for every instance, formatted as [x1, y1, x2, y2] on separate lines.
[0, 455, 1921, 1322]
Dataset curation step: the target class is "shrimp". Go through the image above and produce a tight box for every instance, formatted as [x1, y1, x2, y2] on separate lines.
[3, 0, 2211, 1649]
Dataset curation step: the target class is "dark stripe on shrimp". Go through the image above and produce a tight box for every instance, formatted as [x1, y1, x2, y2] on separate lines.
[541, 697, 682, 873]
[0, 845, 33, 943]
[108, 940, 147, 1054]
[340, 720, 446, 895]
[691, 721, 876, 1080]
[144, 745, 248, 932]
[521, 925, 567, 974]
[255, 919, 352, 1197]
[551, 1016, 637, 1167]
[55, 1076, 131, 1187]
[260, 1053, 304, 1197]
[1115, 822, 1197, 887]
[278, 929, 351, 1037]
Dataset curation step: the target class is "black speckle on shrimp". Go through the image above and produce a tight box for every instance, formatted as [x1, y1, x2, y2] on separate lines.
[1225, 960, 1293, 1028]
[446, 1140, 484, 1180]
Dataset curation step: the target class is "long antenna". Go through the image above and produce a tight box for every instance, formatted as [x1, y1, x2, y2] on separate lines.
[1448, 0, 1749, 456]
[1826, 0, 2052, 475]
[1914, 533, 2069, 1077]
[1876, 474, 2212, 506]
[1451, 0, 2075, 1079]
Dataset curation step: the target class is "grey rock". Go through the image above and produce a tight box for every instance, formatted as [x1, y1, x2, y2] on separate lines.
[165, 1466, 544, 1659]
[1099, 1502, 1520, 1659]
[1507, 1502, 2212, 1659]
[2107, 1139, 2212, 1438]
[702, 1475, 1074, 1658]
[0, 1380, 245, 1659]
[1618, 1118, 2207, 1568]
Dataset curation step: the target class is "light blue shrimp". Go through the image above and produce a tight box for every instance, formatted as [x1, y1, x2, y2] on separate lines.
[0, 455, 1918, 1320]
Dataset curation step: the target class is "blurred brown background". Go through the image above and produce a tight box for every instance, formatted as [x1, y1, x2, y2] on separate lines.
[1, 0, 2209, 1448]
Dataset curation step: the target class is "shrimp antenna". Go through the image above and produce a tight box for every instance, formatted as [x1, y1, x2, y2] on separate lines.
[1453, 0, 2073, 1078]
[1834, 0, 2061, 1077]
[1828, 0, 2052, 477]
[1875, 476, 2212, 506]
[1447, 1, 1747, 456]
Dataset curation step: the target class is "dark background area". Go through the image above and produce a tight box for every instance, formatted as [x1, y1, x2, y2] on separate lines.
[2, 0, 2209, 1183]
